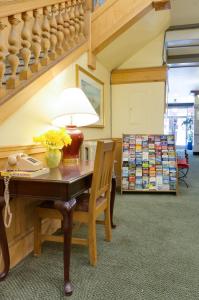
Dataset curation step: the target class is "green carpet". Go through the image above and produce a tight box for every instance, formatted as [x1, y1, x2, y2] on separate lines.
[1, 155, 199, 300]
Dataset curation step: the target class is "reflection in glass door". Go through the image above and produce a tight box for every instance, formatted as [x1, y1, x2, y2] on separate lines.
[176, 117, 187, 146]
[164, 105, 194, 148]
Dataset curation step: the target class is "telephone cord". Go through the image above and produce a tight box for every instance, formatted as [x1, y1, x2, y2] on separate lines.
[3, 175, 12, 228]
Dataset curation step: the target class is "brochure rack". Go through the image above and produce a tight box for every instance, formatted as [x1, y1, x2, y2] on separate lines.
[121, 134, 178, 194]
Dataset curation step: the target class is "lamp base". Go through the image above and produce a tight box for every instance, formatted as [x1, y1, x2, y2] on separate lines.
[62, 125, 84, 164]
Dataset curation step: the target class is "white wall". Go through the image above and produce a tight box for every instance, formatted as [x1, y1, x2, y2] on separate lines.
[119, 33, 165, 69]
[112, 82, 165, 137]
[0, 53, 111, 146]
[112, 33, 166, 138]
[170, 0, 199, 26]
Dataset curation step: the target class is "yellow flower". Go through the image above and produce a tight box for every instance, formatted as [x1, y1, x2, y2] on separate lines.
[33, 128, 72, 150]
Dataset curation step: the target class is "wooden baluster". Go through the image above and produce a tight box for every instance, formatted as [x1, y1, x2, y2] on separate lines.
[6, 16, 20, 89]
[79, 0, 85, 38]
[0, 22, 7, 97]
[20, 12, 32, 80]
[31, 9, 41, 73]
[41, 7, 50, 66]
[62, 2, 71, 51]
[56, 3, 64, 55]
[49, 5, 58, 60]
[73, 0, 80, 42]
[68, 1, 76, 46]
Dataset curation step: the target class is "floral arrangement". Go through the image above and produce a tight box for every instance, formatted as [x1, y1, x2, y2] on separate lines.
[33, 128, 72, 150]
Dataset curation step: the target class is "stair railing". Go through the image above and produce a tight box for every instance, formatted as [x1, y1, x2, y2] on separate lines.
[0, 0, 89, 104]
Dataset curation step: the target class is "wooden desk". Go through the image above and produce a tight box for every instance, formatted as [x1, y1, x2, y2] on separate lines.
[0, 161, 116, 296]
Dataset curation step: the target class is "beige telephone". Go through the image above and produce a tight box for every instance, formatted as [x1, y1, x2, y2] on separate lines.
[2, 154, 44, 229]
[7, 153, 43, 171]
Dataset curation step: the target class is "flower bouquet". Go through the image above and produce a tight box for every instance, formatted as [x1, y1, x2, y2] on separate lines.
[33, 128, 71, 168]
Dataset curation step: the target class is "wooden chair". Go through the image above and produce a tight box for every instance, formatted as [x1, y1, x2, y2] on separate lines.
[34, 140, 116, 266]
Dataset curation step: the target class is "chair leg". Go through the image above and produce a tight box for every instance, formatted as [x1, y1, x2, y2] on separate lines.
[104, 207, 112, 242]
[34, 214, 42, 257]
[88, 220, 97, 266]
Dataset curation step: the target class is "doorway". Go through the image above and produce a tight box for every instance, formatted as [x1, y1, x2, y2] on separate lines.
[164, 104, 194, 148]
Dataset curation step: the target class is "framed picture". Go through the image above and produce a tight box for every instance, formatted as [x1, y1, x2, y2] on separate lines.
[76, 64, 104, 128]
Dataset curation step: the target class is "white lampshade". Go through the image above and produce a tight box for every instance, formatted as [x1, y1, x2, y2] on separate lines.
[52, 88, 99, 127]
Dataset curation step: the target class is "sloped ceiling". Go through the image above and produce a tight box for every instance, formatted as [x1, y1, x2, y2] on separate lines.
[96, 9, 171, 71]
[170, 0, 199, 25]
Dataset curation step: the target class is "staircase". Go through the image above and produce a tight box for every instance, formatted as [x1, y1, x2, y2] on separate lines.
[0, 0, 170, 122]
[0, 0, 89, 105]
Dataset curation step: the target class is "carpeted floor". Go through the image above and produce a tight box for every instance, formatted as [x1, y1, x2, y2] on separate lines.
[0, 155, 199, 300]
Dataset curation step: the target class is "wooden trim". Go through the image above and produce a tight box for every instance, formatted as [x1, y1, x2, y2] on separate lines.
[0, 0, 73, 18]
[0, 139, 113, 159]
[91, 0, 119, 21]
[76, 64, 105, 128]
[0, 41, 89, 125]
[76, 64, 104, 86]
[111, 66, 167, 85]
[0, 144, 46, 159]
[87, 12, 96, 70]
[152, 0, 171, 11]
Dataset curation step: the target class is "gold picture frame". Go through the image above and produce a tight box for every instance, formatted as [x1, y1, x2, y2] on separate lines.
[76, 64, 104, 128]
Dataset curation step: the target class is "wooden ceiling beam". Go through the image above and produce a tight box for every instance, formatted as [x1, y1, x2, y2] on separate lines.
[111, 66, 168, 85]
[153, 0, 171, 11]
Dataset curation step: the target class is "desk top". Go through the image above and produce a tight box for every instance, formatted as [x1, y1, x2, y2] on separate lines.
[0, 161, 94, 184]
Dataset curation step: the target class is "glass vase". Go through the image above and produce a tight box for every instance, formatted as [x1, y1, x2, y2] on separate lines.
[45, 149, 61, 168]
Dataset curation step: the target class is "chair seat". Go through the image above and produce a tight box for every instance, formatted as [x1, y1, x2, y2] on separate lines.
[38, 200, 55, 209]
[177, 159, 189, 168]
[75, 193, 106, 212]
[37, 195, 106, 213]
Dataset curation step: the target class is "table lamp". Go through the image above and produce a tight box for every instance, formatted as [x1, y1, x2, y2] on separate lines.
[52, 88, 99, 164]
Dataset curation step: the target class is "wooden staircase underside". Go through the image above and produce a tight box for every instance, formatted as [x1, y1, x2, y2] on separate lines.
[91, 0, 170, 55]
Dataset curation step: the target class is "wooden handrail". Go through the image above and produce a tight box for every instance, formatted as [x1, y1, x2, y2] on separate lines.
[0, 0, 89, 18]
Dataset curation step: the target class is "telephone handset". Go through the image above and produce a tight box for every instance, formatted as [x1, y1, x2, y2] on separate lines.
[2, 153, 43, 229]
[7, 153, 43, 171]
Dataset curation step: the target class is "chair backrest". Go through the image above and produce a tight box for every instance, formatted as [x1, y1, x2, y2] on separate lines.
[185, 150, 189, 163]
[89, 140, 116, 212]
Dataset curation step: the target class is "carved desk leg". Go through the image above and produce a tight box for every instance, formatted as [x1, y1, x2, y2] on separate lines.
[54, 198, 76, 296]
[0, 197, 10, 280]
[110, 178, 116, 229]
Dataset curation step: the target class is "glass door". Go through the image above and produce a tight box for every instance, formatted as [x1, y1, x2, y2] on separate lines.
[164, 105, 194, 148]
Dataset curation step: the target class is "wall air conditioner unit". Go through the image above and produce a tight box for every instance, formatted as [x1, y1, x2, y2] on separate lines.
[80, 141, 97, 161]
